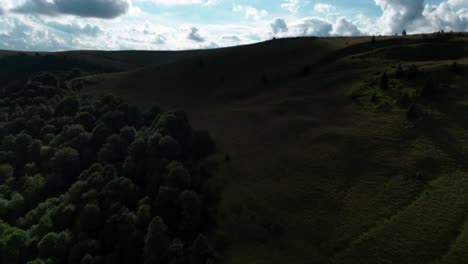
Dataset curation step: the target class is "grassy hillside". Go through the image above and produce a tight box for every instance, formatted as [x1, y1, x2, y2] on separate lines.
[79, 32, 468, 263]
[0, 33, 464, 263]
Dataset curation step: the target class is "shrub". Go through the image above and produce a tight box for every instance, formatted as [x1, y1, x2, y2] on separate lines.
[379, 72, 389, 90]
[407, 104, 420, 120]
[407, 65, 419, 79]
[421, 79, 437, 97]
[395, 64, 404, 77]
[449, 61, 459, 73]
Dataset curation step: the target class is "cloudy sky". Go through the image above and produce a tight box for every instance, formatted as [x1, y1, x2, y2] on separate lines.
[0, 0, 466, 51]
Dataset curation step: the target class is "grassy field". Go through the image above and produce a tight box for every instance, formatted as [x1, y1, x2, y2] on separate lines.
[78, 33, 468, 263]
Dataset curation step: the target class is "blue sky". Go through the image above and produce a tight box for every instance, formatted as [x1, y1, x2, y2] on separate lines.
[0, 0, 466, 51]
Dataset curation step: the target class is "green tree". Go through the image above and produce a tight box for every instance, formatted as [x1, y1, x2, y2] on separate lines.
[98, 134, 123, 164]
[90, 123, 112, 150]
[78, 204, 101, 234]
[14, 132, 33, 164]
[0, 164, 14, 184]
[37, 232, 60, 259]
[178, 190, 202, 237]
[189, 234, 215, 264]
[52, 147, 80, 183]
[0, 226, 29, 264]
[159, 136, 181, 159]
[22, 174, 46, 208]
[29, 140, 42, 165]
[9, 192, 25, 218]
[56, 97, 80, 117]
[144, 216, 170, 264]
[166, 163, 191, 189]
[119, 126, 137, 146]
[74, 112, 95, 131]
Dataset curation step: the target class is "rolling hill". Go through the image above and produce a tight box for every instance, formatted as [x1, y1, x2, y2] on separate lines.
[79, 33, 468, 263]
[3, 32, 467, 263]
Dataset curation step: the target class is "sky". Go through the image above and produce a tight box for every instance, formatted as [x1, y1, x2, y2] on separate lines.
[0, 0, 466, 51]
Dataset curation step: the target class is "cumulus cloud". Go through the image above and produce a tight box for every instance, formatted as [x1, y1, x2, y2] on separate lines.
[291, 17, 333, 37]
[47, 22, 103, 37]
[187, 27, 205, 42]
[271, 18, 288, 34]
[0, 17, 70, 51]
[13, 0, 131, 19]
[448, 0, 468, 7]
[372, 0, 467, 34]
[0, 0, 13, 14]
[374, 0, 425, 34]
[331, 17, 363, 36]
[423, 2, 468, 32]
[0, 0, 466, 52]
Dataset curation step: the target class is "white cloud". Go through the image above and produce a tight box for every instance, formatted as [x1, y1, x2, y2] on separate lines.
[371, 0, 467, 34]
[0, 0, 466, 51]
[290, 17, 333, 36]
[423, 2, 468, 32]
[281, 0, 301, 14]
[331, 17, 363, 36]
[374, 0, 425, 34]
[448, 0, 468, 7]
[314, 3, 336, 14]
[138, 0, 218, 6]
[233, 5, 268, 20]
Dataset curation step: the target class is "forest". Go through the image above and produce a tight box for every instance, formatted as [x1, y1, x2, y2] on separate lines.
[0, 69, 219, 264]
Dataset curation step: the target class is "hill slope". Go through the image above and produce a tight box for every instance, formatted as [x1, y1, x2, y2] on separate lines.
[83, 34, 468, 263]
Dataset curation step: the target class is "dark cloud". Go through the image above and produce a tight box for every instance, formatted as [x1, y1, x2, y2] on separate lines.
[47, 22, 103, 37]
[187, 27, 205, 42]
[271, 18, 288, 34]
[13, 0, 130, 19]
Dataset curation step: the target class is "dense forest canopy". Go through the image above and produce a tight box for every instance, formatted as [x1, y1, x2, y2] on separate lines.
[0, 69, 219, 264]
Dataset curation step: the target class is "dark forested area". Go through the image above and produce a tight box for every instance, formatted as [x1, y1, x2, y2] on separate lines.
[0, 70, 219, 264]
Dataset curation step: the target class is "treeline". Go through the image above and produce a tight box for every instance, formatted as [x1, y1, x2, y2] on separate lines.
[0, 71, 219, 264]
[0, 54, 117, 86]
